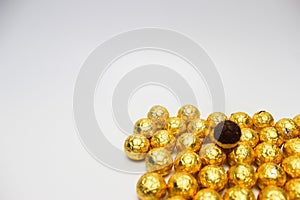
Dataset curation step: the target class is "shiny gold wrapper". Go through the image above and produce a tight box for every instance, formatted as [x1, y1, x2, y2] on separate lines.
[259, 127, 284, 146]
[166, 196, 186, 200]
[282, 155, 300, 178]
[199, 143, 226, 166]
[147, 105, 169, 130]
[258, 186, 288, 200]
[150, 130, 175, 152]
[285, 178, 300, 200]
[240, 128, 259, 148]
[124, 134, 150, 160]
[257, 163, 286, 189]
[167, 172, 198, 199]
[228, 143, 255, 166]
[174, 150, 201, 174]
[177, 104, 200, 124]
[134, 118, 157, 138]
[164, 117, 186, 137]
[293, 114, 300, 128]
[187, 118, 209, 138]
[229, 112, 253, 129]
[136, 172, 167, 200]
[275, 118, 300, 139]
[228, 163, 257, 188]
[193, 188, 222, 200]
[198, 165, 227, 191]
[252, 110, 274, 131]
[176, 133, 202, 153]
[254, 142, 283, 165]
[223, 186, 255, 200]
[145, 148, 173, 176]
[207, 112, 227, 129]
[283, 138, 300, 157]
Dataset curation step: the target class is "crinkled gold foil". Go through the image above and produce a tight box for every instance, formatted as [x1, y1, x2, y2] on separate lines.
[150, 130, 175, 152]
[198, 165, 227, 191]
[136, 172, 167, 200]
[254, 142, 283, 165]
[176, 132, 202, 153]
[177, 104, 200, 124]
[134, 118, 157, 138]
[167, 172, 198, 199]
[259, 127, 284, 146]
[252, 110, 274, 131]
[228, 163, 257, 188]
[283, 138, 300, 157]
[166, 196, 186, 200]
[258, 185, 288, 200]
[193, 188, 222, 200]
[145, 148, 173, 176]
[124, 134, 150, 160]
[199, 143, 226, 166]
[187, 118, 209, 138]
[207, 112, 227, 129]
[282, 155, 300, 178]
[164, 117, 186, 137]
[229, 112, 253, 129]
[223, 186, 255, 200]
[275, 118, 300, 139]
[174, 150, 201, 174]
[285, 178, 300, 200]
[257, 163, 286, 189]
[147, 105, 169, 130]
[228, 143, 255, 166]
[240, 128, 259, 148]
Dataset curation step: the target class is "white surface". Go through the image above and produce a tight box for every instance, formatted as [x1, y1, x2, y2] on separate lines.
[1, 1, 300, 199]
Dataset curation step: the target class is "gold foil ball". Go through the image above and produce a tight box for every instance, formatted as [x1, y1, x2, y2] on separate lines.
[228, 143, 255, 166]
[228, 163, 257, 188]
[177, 104, 200, 123]
[176, 133, 202, 153]
[283, 138, 300, 157]
[285, 178, 300, 200]
[187, 118, 209, 138]
[229, 112, 253, 129]
[174, 150, 202, 174]
[124, 134, 150, 160]
[275, 118, 300, 139]
[147, 105, 169, 130]
[166, 196, 186, 200]
[254, 142, 283, 165]
[134, 118, 157, 138]
[223, 186, 255, 200]
[252, 110, 274, 131]
[207, 112, 227, 129]
[282, 155, 300, 178]
[199, 143, 226, 166]
[257, 163, 287, 189]
[145, 148, 173, 176]
[164, 117, 186, 137]
[198, 165, 228, 191]
[193, 188, 222, 200]
[150, 130, 175, 152]
[259, 127, 284, 146]
[136, 172, 167, 200]
[167, 172, 198, 199]
[240, 128, 259, 148]
[258, 186, 289, 200]
[293, 114, 300, 128]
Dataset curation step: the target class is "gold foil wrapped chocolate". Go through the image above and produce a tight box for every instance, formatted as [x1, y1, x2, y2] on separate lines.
[282, 155, 300, 178]
[150, 130, 175, 152]
[124, 134, 150, 160]
[176, 132, 201, 152]
[167, 172, 198, 199]
[283, 138, 300, 156]
[136, 172, 167, 200]
[193, 188, 222, 200]
[223, 186, 255, 200]
[198, 165, 227, 191]
[259, 126, 284, 146]
[145, 148, 173, 176]
[252, 110, 274, 131]
[164, 117, 186, 137]
[174, 150, 201, 174]
[228, 163, 257, 188]
[134, 118, 157, 138]
[177, 104, 200, 123]
[207, 112, 227, 128]
[254, 142, 283, 165]
[258, 186, 289, 200]
[147, 105, 169, 130]
[228, 143, 255, 166]
[187, 118, 209, 138]
[229, 112, 253, 129]
[293, 114, 300, 128]
[275, 118, 300, 139]
[285, 178, 300, 200]
[199, 143, 226, 166]
[257, 163, 287, 189]
[240, 128, 259, 148]
[166, 196, 186, 200]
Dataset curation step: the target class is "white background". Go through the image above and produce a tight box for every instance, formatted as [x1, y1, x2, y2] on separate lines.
[1, 1, 300, 199]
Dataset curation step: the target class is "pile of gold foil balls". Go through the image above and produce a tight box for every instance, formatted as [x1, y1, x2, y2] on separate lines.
[123, 105, 300, 200]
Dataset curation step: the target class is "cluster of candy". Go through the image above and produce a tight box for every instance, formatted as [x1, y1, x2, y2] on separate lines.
[123, 105, 300, 200]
